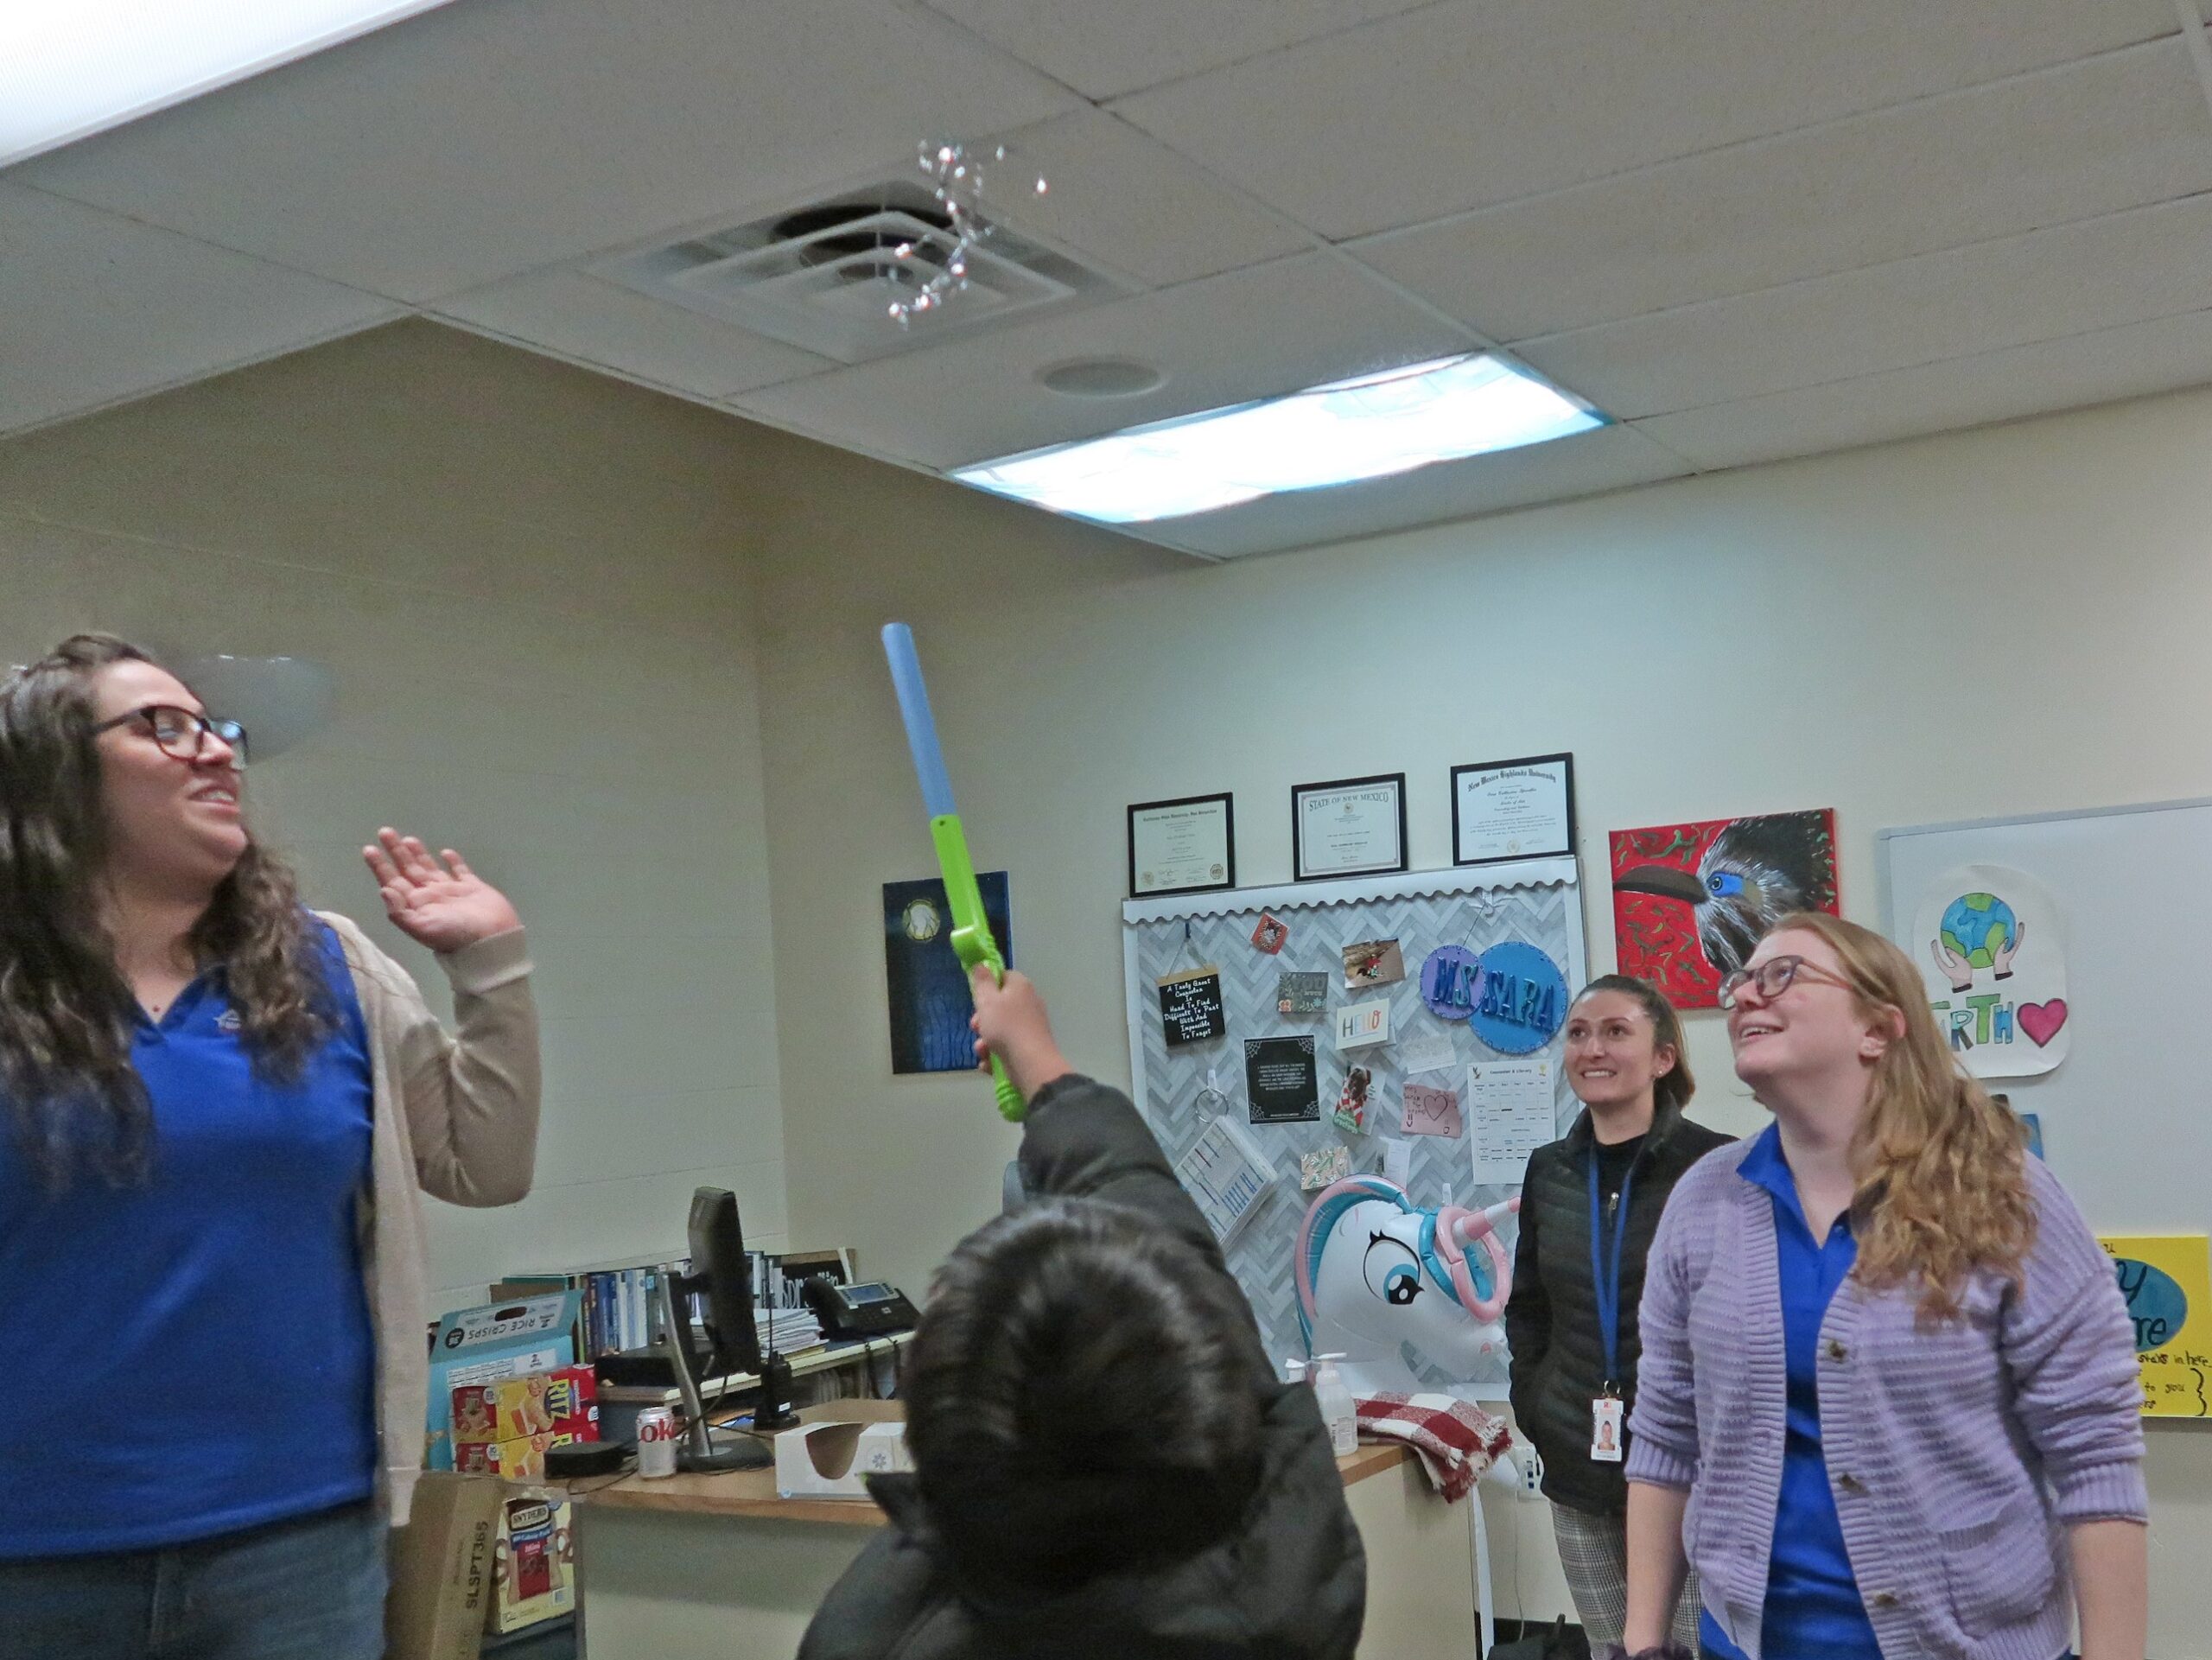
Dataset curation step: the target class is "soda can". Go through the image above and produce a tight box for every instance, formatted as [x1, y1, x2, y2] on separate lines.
[636, 1406, 678, 1479]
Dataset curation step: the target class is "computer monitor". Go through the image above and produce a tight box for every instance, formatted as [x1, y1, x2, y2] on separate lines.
[653, 1186, 792, 1473]
[685, 1187, 764, 1381]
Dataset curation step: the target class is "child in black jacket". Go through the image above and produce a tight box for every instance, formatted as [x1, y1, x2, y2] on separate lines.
[799, 968, 1365, 1660]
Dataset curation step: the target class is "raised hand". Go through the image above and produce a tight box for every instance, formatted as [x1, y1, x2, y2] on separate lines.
[362, 828, 522, 954]
[968, 966, 1072, 1102]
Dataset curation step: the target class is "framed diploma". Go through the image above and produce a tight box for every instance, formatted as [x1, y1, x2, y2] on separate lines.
[1292, 773, 1408, 881]
[1452, 753, 1575, 865]
[1128, 792, 1236, 898]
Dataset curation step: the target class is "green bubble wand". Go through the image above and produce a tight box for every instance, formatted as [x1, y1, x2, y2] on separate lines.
[880, 623, 1024, 1122]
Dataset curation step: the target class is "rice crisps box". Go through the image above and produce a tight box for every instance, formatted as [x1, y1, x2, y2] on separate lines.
[774, 1415, 914, 1499]
[426, 1293, 579, 1472]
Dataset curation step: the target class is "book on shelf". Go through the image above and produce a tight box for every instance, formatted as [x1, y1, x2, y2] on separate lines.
[493, 1245, 855, 1367]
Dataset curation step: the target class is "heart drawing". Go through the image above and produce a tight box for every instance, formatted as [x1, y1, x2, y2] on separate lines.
[2018, 999, 2069, 1048]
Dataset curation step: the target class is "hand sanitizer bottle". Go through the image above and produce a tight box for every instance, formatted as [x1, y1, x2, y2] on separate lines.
[1310, 1353, 1357, 1458]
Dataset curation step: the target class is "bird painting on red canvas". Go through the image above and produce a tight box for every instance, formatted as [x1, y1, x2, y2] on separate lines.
[1609, 809, 1839, 1008]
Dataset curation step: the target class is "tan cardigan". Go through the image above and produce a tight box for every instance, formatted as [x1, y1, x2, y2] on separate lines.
[320, 912, 540, 1529]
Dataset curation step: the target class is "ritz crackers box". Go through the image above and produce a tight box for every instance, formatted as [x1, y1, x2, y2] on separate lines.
[452, 1365, 599, 1479]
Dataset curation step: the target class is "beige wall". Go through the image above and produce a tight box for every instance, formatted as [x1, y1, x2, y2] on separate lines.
[0, 321, 786, 1311]
[755, 385, 2212, 1644]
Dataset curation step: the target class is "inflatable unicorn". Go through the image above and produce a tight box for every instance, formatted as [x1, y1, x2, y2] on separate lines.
[1294, 1175, 1519, 1399]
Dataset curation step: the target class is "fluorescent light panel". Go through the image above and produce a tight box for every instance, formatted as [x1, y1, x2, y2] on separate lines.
[1, 1, 454, 168]
[952, 353, 1606, 525]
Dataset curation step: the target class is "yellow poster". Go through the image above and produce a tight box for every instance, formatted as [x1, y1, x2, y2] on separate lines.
[2099, 1235, 2212, 1419]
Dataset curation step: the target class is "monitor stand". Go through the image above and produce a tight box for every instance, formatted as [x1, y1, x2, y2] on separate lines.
[656, 1267, 773, 1472]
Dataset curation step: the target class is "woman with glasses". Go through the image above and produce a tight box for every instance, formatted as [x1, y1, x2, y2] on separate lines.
[0, 635, 542, 1660]
[1507, 975, 1730, 1654]
[1615, 913, 2145, 1660]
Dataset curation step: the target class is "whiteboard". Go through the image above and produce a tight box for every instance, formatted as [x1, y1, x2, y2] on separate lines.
[1878, 798, 2212, 1238]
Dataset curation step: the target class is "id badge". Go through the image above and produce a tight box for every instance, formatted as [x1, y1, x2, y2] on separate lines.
[1591, 1396, 1625, 1463]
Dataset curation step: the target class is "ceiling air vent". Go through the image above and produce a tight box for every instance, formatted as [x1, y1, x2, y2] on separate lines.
[596, 180, 1120, 365]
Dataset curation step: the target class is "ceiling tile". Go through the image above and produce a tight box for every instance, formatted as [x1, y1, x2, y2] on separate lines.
[920, 0, 1439, 100]
[1633, 306, 2212, 470]
[732, 253, 1471, 470]
[985, 108, 1309, 287]
[1515, 194, 2212, 419]
[0, 185, 397, 437]
[14, 0, 1080, 304]
[1356, 40, 2212, 343]
[1113, 0, 2181, 239]
[431, 269, 832, 399]
[1134, 423, 1691, 558]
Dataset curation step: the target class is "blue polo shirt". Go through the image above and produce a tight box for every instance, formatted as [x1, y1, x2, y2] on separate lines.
[1702, 1123, 1882, 1660]
[0, 922, 378, 1556]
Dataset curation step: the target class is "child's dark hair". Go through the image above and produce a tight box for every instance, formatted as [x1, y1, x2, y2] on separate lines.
[1572, 974, 1696, 1116]
[904, 1197, 1268, 1594]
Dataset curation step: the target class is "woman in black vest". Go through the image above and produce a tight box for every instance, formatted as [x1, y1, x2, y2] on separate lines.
[1507, 975, 1730, 1651]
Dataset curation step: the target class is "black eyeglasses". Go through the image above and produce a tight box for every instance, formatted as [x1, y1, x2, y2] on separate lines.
[1717, 954, 1853, 1009]
[91, 705, 249, 766]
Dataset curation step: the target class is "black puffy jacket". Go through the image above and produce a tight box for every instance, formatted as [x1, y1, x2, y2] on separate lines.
[798, 1076, 1367, 1660]
[1504, 1102, 1732, 1517]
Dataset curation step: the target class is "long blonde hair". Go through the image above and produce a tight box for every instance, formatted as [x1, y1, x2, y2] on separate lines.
[1766, 911, 2034, 1320]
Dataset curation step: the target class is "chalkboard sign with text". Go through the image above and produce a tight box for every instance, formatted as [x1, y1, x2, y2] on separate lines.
[1158, 968, 1228, 1046]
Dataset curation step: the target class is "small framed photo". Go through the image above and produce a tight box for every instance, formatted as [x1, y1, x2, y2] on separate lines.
[1292, 773, 1408, 882]
[1128, 792, 1236, 898]
[1452, 753, 1576, 866]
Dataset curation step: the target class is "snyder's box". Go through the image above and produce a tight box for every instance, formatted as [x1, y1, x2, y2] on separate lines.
[774, 1416, 914, 1500]
[488, 1487, 575, 1635]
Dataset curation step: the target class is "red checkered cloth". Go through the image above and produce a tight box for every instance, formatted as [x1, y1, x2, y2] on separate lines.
[1353, 1392, 1512, 1503]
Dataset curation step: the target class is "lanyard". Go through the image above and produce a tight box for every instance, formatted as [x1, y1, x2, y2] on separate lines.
[1587, 1149, 1637, 1392]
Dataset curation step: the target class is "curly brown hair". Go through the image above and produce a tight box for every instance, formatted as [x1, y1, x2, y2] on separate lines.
[0, 634, 333, 1190]
[1764, 911, 2036, 1320]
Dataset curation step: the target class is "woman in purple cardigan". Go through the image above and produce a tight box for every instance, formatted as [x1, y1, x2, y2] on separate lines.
[1618, 913, 2145, 1660]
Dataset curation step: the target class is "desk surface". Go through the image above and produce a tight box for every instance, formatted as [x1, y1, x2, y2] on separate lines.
[587, 1400, 1414, 1528]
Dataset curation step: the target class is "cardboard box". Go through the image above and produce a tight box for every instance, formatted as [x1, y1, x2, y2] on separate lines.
[427, 1294, 579, 1472]
[386, 1472, 501, 1660]
[486, 1486, 575, 1635]
[454, 1428, 590, 1481]
[453, 1366, 600, 1458]
[774, 1415, 913, 1499]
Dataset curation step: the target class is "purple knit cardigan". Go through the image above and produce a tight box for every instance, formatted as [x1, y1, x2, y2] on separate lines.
[1624, 1137, 2146, 1660]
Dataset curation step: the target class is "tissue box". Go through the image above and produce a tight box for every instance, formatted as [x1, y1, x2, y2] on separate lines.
[774, 1416, 914, 1499]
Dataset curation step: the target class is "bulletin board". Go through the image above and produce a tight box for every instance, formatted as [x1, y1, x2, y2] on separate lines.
[1122, 859, 1588, 1399]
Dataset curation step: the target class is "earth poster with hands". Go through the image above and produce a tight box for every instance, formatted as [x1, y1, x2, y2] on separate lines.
[1909, 862, 2068, 1078]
